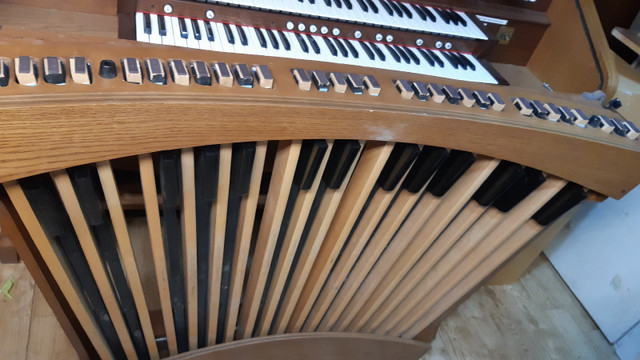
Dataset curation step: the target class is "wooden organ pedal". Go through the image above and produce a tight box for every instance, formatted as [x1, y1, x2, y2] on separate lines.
[0, 0, 639, 359]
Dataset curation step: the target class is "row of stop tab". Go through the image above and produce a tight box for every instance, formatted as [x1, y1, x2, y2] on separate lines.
[0, 56, 275, 89]
[512, 97, 639, 141]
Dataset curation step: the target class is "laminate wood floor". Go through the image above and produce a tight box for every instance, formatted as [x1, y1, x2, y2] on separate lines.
[0, 255, 617, 360]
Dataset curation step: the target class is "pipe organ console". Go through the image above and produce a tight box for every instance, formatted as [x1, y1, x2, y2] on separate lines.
[0, 0, 639, 359]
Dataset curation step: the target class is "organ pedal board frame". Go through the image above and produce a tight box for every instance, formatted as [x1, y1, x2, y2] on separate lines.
[0, 0, 639, 359]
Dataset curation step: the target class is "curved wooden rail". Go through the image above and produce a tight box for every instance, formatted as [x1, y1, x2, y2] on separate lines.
[0, 94, 639, 198]
[165, 332, 429, 360]
[0, 27, 638, 198]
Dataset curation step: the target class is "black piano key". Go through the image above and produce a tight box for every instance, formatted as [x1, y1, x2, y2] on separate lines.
[533, 182, 587, 225]
[223, 23, 235, 44]
[179, 17, 189, 39]
[379, 0, 393, 15]
[69, 167, 104, 226]
[442, 52, 459, 69]
[143, 13, 152, 34]
[323, 0, 332, 6]
[344, 0, 353, 9]
[401, 146, 449, 193]
[194, 146, 219, 348]
[307, 35, 321, 54]
[404, 47, 420, 65]
[387, 0, 404, 17]
[393, 46, 411, 64]
[451, 52, 467, 70]
[385, 45, 401, 63]
[70, 167, 151, 360]
[295, 33, 309, 53]
[357, 0, 368, 11]
[297, 140, 330, 190]
[366, 0, 379, 13]
[230, 143, 257, 196]
[334, 38, 349, 57]
[422, 6, 437, 22]
[159, 15, 167, 36]
[450, 10, 467, 26]
[217, 142, 257, 342]
[191, 20, 202, 40]
[159, 151, 189, 353]
[266, 29, 279, 49]
[446, 10, 459, 26]
[360, 42, 375, 60]
[397, 2, 413, 18]
[369, 42, 386, 61]
[19, 176, 128, 359]
[434, 8, 451, 24]
[333, 0, 342, 8]
[322, 140, 362, 189]
[255, 27, 268, 48]
[344, 40, 360, 58]
[205, 21, 215, 41]
[417, 48, 435, 67]
[459, 54, 475, 71]
[377, 143, 420, 191]
[493, 167, 546, 212]
[320, 37, 337, 56]
[472, 161, 524, 207]
[426, 150, 476, 197]
[278, 31, 291, 50]
[412, 4, 427, 20]
[426, 49, 444, 67]
[236, 25, 248, 46]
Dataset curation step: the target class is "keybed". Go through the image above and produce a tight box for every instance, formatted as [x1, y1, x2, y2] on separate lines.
[134, 12, 498, 84]
[200, 0, 488, 40]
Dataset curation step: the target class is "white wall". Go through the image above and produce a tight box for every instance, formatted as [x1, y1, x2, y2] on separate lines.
[545, 186, 640, 360]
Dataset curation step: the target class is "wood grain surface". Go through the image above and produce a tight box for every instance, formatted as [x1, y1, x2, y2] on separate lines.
[0, 27, 637, 199]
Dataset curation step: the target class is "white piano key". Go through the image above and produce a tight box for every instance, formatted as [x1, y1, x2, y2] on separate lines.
[171, 16, 188, 48]
[196, 20, 212, 50]
[247, 26, 269, 56]
[216, 22, 237, 53]
[160, 15, 175, 46]
[184, 18, 201, 49]
[135, 12, 150, 43]
[149, 14, 162, 44]
[208, 21, 224, 53]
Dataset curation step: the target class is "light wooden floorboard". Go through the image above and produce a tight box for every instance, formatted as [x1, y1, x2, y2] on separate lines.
[0, 264, 35, 360]
[26, 287, 78, 360]
[0, 255, 617, 359]
[422, 256, 618, 360]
